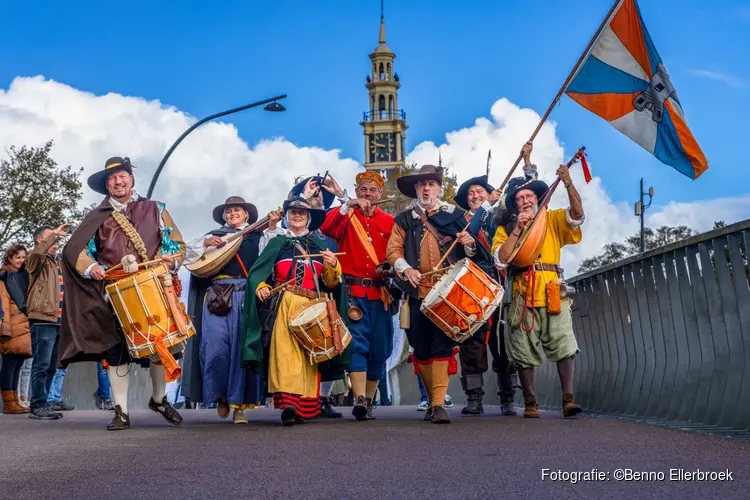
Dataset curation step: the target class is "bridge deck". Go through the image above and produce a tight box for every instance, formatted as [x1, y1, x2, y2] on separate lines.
[2, 406, 747, 498]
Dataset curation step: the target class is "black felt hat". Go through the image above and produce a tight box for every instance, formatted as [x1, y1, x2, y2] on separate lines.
[454, 175, 494, 211]
[87, 156, 135, 195]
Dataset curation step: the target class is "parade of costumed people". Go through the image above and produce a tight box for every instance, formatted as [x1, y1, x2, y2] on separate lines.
[491, 151, 586, 419]
[318, 170, 397, 421]
[59, 156, 187, 431]
[385, 164, 482, 424]
[181, 196, 266, 424]
[240, 196, 351, 426]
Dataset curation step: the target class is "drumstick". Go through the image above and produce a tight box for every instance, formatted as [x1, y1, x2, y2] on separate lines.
[433, 221, 471, 271]
[419, 268, 449, 280]
[296, 252, 346, 258]
[105, 254, 184, 276]
[267, 278, 295, 296]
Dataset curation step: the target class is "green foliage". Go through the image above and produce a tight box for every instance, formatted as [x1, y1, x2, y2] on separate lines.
[0, 141, 85, 249]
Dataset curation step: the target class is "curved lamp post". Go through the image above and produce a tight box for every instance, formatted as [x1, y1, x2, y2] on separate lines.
[147, 94, 288, 198]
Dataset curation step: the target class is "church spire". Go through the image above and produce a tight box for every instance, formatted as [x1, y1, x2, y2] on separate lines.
[379, 0, 386, 43]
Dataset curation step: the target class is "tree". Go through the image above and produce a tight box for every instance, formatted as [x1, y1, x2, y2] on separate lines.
[0, 141, 85, 249]
[577, 225, 699, 273]
[380, 161, 459, 217]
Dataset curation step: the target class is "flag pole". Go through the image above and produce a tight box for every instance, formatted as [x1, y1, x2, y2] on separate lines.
[495, 0, 623, 193]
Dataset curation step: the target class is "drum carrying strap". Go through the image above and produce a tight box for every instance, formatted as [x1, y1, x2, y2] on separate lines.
[110, 210, 150, 262]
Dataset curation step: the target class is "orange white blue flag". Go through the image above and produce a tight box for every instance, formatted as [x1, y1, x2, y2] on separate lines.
[565, 0, 708, 179]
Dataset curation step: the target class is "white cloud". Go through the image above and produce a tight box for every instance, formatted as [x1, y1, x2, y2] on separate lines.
[687, 69, 748, 89]
[1, 76, 747, 277]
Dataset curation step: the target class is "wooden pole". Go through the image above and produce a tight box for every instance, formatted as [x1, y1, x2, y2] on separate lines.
[495, 0, 622, 193]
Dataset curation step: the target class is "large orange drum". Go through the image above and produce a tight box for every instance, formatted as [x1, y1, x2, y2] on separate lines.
[289, 298, 352, 364]
[104, 263, 195, 379]
[420, 258, 504, 343]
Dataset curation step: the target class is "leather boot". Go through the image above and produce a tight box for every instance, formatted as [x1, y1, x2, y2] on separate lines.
[320, 396, 343, 418]
[107, 405, 131, 430]
[2, 390, 27, 414]
[460, 374, 484, 415]
[14, 391, 29, 413]
[562, 393, 582, 417]
[524, 395, 540, 418]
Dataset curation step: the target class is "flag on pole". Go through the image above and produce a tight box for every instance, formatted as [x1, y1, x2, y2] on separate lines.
[564, 0, 708, 179]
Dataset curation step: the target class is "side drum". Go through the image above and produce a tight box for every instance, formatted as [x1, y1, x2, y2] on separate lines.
[420, 258, 504, 343]
[289, 298, 351, 364]
[105, 263, 196, 362]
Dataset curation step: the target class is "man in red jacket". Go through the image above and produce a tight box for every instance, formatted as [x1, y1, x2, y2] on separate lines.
[318, 171, 395, 421]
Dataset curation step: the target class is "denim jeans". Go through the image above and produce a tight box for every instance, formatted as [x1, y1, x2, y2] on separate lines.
[48, 368, 66, 402]
[29, 321, 60, 409]
[417, 374, 428, 403]
[96, 362, 111, 399]
[18, 358, 32, 398]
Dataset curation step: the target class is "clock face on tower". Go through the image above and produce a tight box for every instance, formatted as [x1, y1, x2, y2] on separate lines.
[369, 132, 396, 163]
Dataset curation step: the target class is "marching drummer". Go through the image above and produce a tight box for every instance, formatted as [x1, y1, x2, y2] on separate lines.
[491, 160, 585, 419]
[450, 142, 537, 416]
[59, 156, 186, 431]
[240, 196, 351, 426]
[181, 196, 271, 424]
[317, 171, 396, 421]
[385, 165, 476, 424]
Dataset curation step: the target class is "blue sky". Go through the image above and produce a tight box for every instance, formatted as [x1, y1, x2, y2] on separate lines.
[1, 0, 748, 210]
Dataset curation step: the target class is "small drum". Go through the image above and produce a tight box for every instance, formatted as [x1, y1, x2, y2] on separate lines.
[420, 258, 504, 343]
[105, 263, 196, 361]
[289, 298, 352, 364]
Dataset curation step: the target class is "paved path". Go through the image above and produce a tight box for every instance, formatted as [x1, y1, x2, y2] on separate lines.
[2, 406, 747, 499]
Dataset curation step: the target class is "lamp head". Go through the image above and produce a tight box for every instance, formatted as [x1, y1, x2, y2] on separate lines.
[264, 101, 286, 112]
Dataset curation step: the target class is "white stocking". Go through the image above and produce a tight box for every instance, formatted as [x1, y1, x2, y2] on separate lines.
[107, 366, 130, 414]
[149, 363, 167, 402]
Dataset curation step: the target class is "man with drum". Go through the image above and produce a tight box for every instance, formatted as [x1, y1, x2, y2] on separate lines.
[451, 142, 536, 416]
[317, 171, 395, 421]
[182, 196, 268, 424]
[491, 160, 584, 419]
[59, 156, 186, 431]
[385, 165, 478, 424]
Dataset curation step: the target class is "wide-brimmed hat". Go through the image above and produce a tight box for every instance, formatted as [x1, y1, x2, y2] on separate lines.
[212, 196, 259, 226]
[283, 196, 326, 232]
[396, 164, 443, 199]
[87, 156, 135, 195]
[504, 176, 549, 214]
[454, 175, 494, 211]
[289, 176, 335, 209]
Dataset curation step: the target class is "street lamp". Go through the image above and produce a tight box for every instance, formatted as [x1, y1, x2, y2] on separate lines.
[634, 177, 655, 253]
[146, 94, 288, 198]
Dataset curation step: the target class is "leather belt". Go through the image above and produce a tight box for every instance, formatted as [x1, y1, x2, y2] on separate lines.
[344, 276, 385, 288]
[533, 264, 563, 274]
[283, 285, 318, 299]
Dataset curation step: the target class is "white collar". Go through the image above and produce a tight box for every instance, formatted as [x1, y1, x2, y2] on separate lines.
[410, 199, 454, 218]
[108, 190, 141, 212]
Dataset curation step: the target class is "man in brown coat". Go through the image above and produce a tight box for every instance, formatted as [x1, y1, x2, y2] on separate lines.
[60, 156, 186, 431]
[26, 224, 71, 420]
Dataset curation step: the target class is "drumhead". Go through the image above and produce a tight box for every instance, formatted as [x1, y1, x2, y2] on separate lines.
[290, 301, 327, 326]
[423, 259, 470, 306]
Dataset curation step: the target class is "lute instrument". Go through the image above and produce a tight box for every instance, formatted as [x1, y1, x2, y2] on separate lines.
[185, 215, 273, 278]
[507, 146, 587, 267]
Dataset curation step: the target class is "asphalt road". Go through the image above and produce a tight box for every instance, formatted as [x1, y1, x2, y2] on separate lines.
[1, 406, 747, 499]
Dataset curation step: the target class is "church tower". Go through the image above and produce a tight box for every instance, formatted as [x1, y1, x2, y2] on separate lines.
[360, 4, 408, 185]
